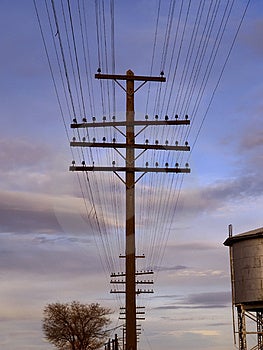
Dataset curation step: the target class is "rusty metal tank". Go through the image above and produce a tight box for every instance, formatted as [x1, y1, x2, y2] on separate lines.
[224, 227, 263, 311]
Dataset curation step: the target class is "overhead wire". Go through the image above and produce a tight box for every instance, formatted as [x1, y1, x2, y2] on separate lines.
[177, 0, 222, 124]
[93, 0, 117, 273]
[148, 0, 183, 247]
[50, 0, 77, 118]
[156, 2, 214, 266]
[152, 0, 252, 279]
[188, 0, 251, 157]
[171, 0, 220, 154]
[189, 0, 234, 120]
[140, 0, 252, 276]
[59, 1, 120, 280]
[141, 0, 174, 261]
[60, 0, 82, 118]
[150, 1, 192, 255]
[162, 0, 188, 116]
[81, 0, 96, 117]
[143, 1, 189, 269]
[92, 0, 127, 307]
[33, 0, 111, 279]
[98, 0, 124, 276]
[171, 0, 205, 120]
[108, 0, 126, 275]
[66, 0, 89, 122]
[145, 0, 161, 115]
[35, 0, 252, 336]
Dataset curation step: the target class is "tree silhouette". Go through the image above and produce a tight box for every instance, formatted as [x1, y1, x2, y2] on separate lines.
[42, 301, 112, 350]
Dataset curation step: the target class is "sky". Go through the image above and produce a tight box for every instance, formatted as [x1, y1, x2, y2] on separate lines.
[0, 1, 263, 350]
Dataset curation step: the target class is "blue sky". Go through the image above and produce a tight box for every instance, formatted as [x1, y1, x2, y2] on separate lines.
[0, 1, 263, 350]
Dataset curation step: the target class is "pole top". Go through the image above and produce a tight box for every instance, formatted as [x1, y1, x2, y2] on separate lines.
[95, 71, 166, 82]
[126, 69, 134, 76]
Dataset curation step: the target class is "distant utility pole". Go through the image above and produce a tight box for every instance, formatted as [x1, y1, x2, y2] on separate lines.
[70, 69, 190, 350]
[105, 334, 119, 350]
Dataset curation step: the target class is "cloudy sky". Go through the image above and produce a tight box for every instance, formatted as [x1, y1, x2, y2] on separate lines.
[1, 1, 263, 350]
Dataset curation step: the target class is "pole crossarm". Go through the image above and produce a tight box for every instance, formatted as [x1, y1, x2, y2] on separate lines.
[110, 289, 154, 295]
[110, 270, 154, 277]
[95, 71, 165, 96]
[69, 165, 190, 173]
[70, 141, 190, 152]
[95, 73, 166, 82]
[120, 312, 145, 315]
[70, 119, 190, 128]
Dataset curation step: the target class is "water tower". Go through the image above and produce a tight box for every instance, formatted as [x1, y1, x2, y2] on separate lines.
[224, 225, 263, 350]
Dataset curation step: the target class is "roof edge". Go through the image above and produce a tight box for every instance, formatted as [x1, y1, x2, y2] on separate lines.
[224, 227, 263, 246]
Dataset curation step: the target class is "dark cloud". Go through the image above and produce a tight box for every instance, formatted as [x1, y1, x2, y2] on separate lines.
[0, 192, 61, 233]
[0, 232, 99, 277]
[0, 137, 76, 197]
[0, 138, 50, 171]
[186, 291, 231, 307]
[180, 172, 263, 216]
[154, 294, 182, 299]
[0, 190, 98, 235]
[0, 138, 62, 194]
[0, 191, 61, 234]
[153, 291, 231, 310]
[202, 176, 262, 201]
[161, 241, 229, 280]
[233, 105, 263, 154]
[208, 322, 230, 327]
[156, 305, 227, 310]
[240, 129, 263, 149]
[241, 19, 263, 57]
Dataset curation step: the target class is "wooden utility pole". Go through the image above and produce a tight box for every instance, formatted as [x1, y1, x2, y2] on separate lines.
[125, 70, 136, 350]
[70, 70, 190, 350]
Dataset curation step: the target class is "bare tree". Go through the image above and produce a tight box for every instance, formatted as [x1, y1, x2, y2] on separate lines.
[42, 301, 112, 350]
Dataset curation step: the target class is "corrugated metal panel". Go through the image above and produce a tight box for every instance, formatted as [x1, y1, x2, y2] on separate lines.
[228, 236, 263, 305]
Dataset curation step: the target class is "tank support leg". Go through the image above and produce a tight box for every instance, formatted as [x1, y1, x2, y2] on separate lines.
[237, 305, 247, 350]
[257, 312, 263, 350]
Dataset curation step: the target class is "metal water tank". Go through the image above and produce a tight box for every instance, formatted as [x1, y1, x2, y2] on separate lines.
[224, 227, 263, 311]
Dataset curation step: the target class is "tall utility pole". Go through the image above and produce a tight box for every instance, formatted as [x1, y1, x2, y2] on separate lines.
[70, 70, 190, 350]
[125, 70, 136, 350]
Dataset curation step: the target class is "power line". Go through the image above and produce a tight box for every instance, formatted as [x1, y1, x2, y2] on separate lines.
[34, 2, 252, 345]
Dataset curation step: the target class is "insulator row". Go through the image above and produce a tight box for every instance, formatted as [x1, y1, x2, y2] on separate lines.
[110, 279, 125, 283]
[110, 289, 125, 293]
[119, 306, 145, 310]
[135, 269, 154, 275]
[110, 272, 125, 277]
[136, 280, 154, 284]
[71, 160, 190, 169]
[110, 279, 153, 284]
[72, 116, 115, 123]
[120, 311, 145, 315]
[145, 162, 189, 168]
[119, 254, 145, 258]
[72, 114, 189, 124]
[136, 289, 154, 294]
[110, 269, 153, 277]
[71, 136, 189, 146]
[149, 114, 188, 120]
[112, 289, 153, 295]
